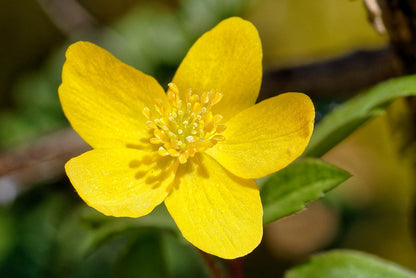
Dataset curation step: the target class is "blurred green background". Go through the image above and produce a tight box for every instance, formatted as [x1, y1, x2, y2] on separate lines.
[1, 0, 415, 277]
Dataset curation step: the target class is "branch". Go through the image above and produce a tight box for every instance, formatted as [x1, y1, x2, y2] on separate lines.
[259, 47, 398, 101]
[36, 0, 99, 36]
[374, 0, 416, 73]
[0, 128, 89, 202]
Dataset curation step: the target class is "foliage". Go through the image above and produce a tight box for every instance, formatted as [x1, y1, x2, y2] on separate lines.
[285, 250, 416, 278]
[261, 158, 350, 224]
[306, 74, 416, 157]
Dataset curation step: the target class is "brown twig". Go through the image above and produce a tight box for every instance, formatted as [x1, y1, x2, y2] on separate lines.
[36, 0, 126, 44]
[227, 258, 244, 278]
[374, 0, 416, 74]
[364, 0, 387, 34]
[36, 0, 99, 35]
[259, 47, 398, 101]
[0, 128, 89, 202]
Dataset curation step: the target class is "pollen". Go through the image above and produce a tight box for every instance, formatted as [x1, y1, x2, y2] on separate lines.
[143, 83, 226, 164]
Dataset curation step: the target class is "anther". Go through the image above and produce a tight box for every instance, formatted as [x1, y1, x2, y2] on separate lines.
[146, 121, 157, 129]
[168, 149, 180, 157]
[193, 103, 201, 114]
[154, 99, 164, 113]
[212, 114, 223, 123]
[154, 129, 164, 139]
[158, 147, 170, 156]
[167, 90, 177, 104]
[201, 91, 210, 103]
[167, 83, 179, 95]
[178, 153, 188, 164]
[216, 124, 226, 133]
[143, 107, 152, 119]
[150, 137, 162, 144]
[212, 134, 225, 141]
[204, 122, 214, 132]
[171, 140, 179, 149]
[185, 88, 192, 100]
[190, 95, 199, 103]
[211, 91, 223, 105]
[188, 147, 196, 157]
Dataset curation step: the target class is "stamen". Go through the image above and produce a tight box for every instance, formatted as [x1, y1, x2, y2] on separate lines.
[144, 83, 226, 164]
[178, 153, 188, 164]
[146, 121, 157, 129]
[143, 107, 152, 119]
[168, 83, 179, 95]
[150, 137, 162, 144]
[212, 114, 223, 124]
[154, 99, 164, 114]
[201, 91, 210, 104]
[212, 134, 225, 141]
[168, 149, 180, 157]
[216, 124, 226, 133]
[188, 147, 196, 157]
[211, 91, 223, 105]
[158, 147, 169, 156]
[154, 129, 165, 139]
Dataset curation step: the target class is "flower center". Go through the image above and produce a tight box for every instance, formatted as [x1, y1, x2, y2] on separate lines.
[143, 83, 226, 164]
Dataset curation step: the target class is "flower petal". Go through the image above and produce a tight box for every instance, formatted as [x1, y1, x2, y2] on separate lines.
[59, 41, 167, 148]
[164, 154, 262, 259]
[206, 93, 315, 179]
[172, 17, 262, 122]
[65, 148, 176, 217]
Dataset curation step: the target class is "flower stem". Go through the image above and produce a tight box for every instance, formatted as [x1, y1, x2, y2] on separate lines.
[198, 250, 225, 278]
[227, 258, 244, 278]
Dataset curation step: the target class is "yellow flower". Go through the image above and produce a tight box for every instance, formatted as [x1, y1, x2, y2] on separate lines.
[59, 17, 314, 259]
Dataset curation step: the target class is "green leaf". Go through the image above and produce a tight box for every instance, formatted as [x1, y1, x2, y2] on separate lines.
[305, 74, 416, 157]
[162, 232, 210, 278]
[285, 250, 416, 278]
[110, 230, 169, 278]
[80, 204, 177, 256]
[261, 158, 350, 224]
